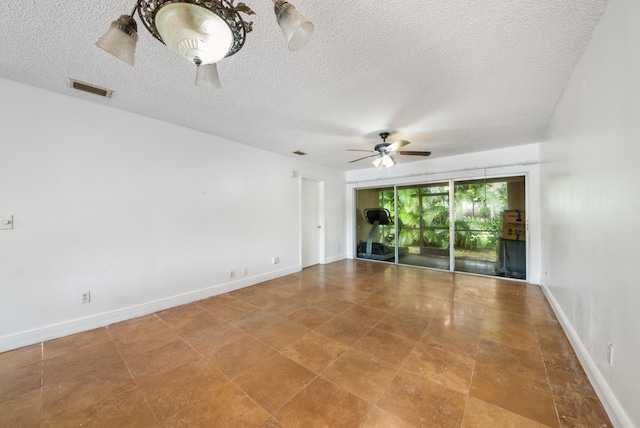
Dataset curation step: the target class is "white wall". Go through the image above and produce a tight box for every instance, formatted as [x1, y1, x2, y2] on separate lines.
[540, 0, 639, 425]
[346, 144, 542, 283]
[0, 78, 346, 352]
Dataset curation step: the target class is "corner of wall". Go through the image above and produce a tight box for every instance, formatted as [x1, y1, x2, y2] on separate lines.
[540, 284, 633, 428]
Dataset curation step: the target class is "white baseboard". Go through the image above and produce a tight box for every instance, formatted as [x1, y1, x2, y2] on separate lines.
[324, 254, 347, 264]
[540, 284, 633, 428]
[0, 265, 301, 353]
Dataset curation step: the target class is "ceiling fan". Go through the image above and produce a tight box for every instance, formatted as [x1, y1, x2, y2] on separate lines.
[348, 132, 431, 168]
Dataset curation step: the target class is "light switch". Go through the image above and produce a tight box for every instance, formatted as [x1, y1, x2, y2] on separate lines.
[0, 215, 13, 230]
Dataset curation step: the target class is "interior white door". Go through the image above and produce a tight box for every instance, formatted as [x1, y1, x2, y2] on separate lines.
[301, 178, 320, 268]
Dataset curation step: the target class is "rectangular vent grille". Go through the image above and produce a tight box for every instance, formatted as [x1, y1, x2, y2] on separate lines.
[293, 151, 307, 156]
[68, 79, 112, 98]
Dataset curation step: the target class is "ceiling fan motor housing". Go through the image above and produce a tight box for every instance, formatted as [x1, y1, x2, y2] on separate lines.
[374, 142, 391, 153]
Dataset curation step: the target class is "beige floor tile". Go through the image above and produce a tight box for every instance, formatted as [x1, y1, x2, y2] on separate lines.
[42, 363, 136, 423]
[282, 331, 348, 373]
[252, 318, 310, 350]
[287, 307, 335, 329]
[375, 312, 431, 341]
[321, 349, 398, 403]
[470, 358, 559, 427]
[43, 341, 121, 385]
[274, 377, 371, 427]
[0, 344, 42, 370]
[377, 370, 467, 427]
[43, 384, 157, 428]
[315, 316, 371, 346]
[0, 389, 41, 428]
[43, 328, 110, 360]
[228, 308, 283, 334]
[462, 398, 553, 428]
[361, 407, 415, 428]
[234, 353, 316, 412]
[123, 339, 203, 380]
[352, 328, 416, 367]
[553, 388, 612, 427]
[402, 341, 475, 394]
[0, 361, 42, 403]
[211, 334, 276, 378]
[339, 304, 388, 327]
[0, 260, 613, 427]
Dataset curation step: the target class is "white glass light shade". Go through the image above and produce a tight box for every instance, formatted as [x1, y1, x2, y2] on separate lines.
[96, 15, 138, 66]
[274, 0, 314, 51]
[155, 3, 233, 65]
[195, 63, 222, 88]
[372, 155, 395, 168]
[382, 155, 396, 168]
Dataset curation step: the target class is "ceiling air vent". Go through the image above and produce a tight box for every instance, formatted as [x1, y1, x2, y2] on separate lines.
[293, 151, 307, 156]
[68, 79, 113, 98]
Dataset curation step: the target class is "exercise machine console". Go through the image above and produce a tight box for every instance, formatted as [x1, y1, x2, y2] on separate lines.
[357, 208, 407, 261]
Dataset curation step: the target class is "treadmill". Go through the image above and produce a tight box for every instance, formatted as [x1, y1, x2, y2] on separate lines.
[357, 208, 408, 261]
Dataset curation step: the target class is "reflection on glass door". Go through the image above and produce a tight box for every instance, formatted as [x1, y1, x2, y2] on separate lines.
[453, 176, 526, 278]
[397, 183, 450, 270]
[355, 187, 398, 263]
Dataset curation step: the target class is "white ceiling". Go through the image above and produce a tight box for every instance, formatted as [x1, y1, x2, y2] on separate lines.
[1, 0, 608, 171]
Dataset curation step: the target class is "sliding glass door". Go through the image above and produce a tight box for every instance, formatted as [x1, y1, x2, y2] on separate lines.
[453, 179, 504, 276]
[355, 187, 398, 262]
[397, 183, 450, 270]
[354, 175, 527, 279]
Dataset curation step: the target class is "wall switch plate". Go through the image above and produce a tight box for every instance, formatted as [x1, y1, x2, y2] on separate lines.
[0, 215, 13, 230]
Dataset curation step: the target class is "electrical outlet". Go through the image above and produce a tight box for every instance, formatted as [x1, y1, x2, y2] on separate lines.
[0, 215, 13, 230]
[243, 267, 248, 276]
[272, 257, 280, 264]
[229, 270, 236, 279]
[607, 343, 613, 366]
[81, 291, 91, 304]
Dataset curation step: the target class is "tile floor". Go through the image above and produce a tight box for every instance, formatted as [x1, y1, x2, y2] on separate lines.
[0, 260, 612, 427]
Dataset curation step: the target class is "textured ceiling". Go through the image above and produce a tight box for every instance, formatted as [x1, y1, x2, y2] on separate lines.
[1, 0, 608, 170]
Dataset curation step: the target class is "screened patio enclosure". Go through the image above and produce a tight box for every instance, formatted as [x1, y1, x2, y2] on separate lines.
[354, 176, 526, 279]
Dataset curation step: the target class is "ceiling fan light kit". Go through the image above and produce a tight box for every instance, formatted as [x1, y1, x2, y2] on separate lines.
[96, 0, 314, 87]
[348, 132, 432, 169]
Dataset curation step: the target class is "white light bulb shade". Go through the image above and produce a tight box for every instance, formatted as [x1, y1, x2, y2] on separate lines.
[372, 155, 395, 168]
[155, 3, 233, 65]
[96, 15, 138, 66]
[382, 155, 396, 168]
[274, 0, 314, 51]
[195, 62, 222, 88]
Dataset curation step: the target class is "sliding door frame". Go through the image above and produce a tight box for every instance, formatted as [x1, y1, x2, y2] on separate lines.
[350, 171, 533, 282]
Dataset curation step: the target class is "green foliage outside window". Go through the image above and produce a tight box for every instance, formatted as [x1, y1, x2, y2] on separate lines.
[374, 182, 508, 259]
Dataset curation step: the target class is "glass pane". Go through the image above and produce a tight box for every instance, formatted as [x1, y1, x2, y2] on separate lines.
[453, 176, 526, 278]
[355, 187, 397, 262]
[397, 182, 450, 270]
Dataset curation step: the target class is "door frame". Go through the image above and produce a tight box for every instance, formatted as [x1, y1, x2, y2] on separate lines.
[348, 170, 535, 282]
[299, 175, 326, 267]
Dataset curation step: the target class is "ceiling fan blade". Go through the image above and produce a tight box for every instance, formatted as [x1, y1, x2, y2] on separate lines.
[396, 150, 432, 157]
[386, 139, 410, 152]
[348, 154, 379, 163]
[346, 149, 376, 153]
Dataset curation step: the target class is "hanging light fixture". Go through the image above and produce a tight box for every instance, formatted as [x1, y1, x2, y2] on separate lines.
[372, 154, 396, 169]
[96, 0, 314, 87]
